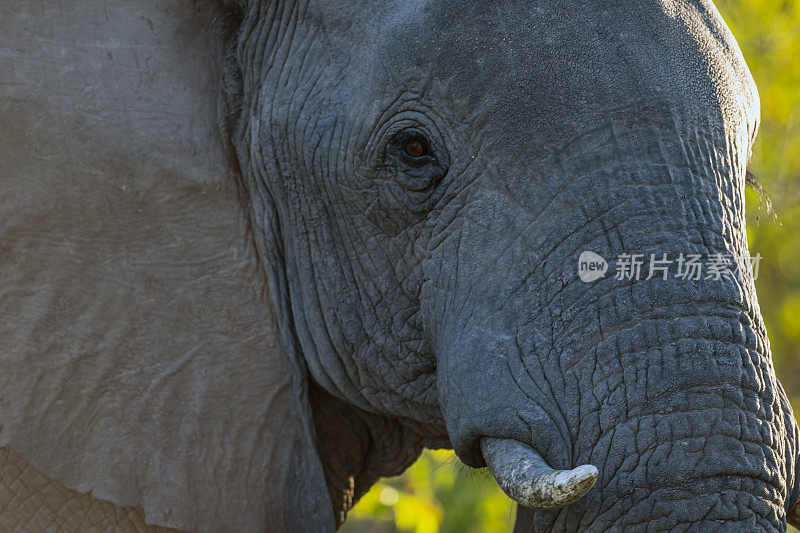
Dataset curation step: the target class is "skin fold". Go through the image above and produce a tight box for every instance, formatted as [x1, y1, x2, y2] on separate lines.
[0, 0, 798, 531]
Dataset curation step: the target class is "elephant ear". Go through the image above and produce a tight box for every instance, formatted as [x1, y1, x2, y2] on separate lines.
[0, 1, 333, 531]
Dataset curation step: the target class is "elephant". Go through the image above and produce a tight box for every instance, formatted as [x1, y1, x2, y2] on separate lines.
[1, 0, 799, 531]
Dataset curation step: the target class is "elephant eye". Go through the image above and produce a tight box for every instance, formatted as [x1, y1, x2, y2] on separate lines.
[404, 137, 428, 159]
[391, 129, 436, 168]
[383, 128, 447, 196]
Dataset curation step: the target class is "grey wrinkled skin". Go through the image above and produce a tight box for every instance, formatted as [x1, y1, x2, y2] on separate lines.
[0, 0, 798, 531]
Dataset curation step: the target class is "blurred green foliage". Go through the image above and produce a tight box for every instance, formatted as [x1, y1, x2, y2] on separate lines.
[719, 0, 800, 415]
[342, 450, 514, 533]
[344, 2, 800, 531]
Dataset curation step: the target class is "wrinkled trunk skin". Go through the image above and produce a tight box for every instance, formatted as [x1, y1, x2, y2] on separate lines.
[423, 105, 799, 530]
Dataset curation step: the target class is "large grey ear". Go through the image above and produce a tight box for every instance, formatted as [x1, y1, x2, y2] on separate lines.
[0, 1, 333, 531]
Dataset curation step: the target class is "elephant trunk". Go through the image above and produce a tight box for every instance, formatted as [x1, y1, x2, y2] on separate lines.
[480, 437, 598, 509]
[423, 112, 799, 528]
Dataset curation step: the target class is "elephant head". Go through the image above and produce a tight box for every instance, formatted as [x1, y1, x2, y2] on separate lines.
[1, 0, 798, 531]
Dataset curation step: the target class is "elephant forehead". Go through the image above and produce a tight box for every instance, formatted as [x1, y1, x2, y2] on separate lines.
[364, 0, 757, 150]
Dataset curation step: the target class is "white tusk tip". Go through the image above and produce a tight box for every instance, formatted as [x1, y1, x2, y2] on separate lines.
[551, 464, 599, 503]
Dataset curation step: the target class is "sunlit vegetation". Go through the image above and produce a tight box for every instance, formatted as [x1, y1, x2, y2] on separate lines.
[342, 450, 514, 533]
[721, 0, 800, 414]
[344, 2, 800, 531]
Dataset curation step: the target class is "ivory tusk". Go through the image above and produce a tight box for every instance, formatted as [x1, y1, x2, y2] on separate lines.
[480, 437, 598, 509]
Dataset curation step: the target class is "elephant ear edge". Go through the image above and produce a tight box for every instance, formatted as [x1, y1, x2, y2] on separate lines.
[0, 1, 333, 531]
